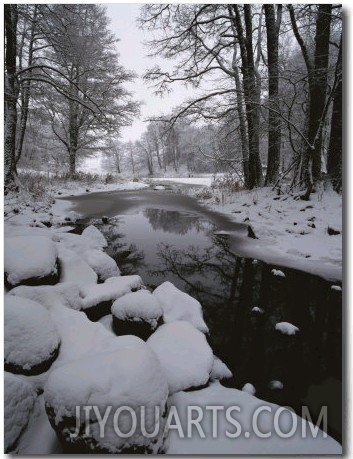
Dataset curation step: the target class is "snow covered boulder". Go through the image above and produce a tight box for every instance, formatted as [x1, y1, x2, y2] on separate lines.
[81, 225, 107, 249]
[4, 372, 37, 453]
[44, 337, 168, 454]
[5, 236, 59, 288]
[57, 246, 98, 288]
[209, 356, 233, 382]
[153, 281, 209, 334]
[82, 249, 120, 282]
[79, 275, 143, 321]
[275, 321, 300, 336]
[112, 290, 163, 340]
[147, 321, 214, 394]
[9, 282, 82, 311]
[5, 296, 60, 375]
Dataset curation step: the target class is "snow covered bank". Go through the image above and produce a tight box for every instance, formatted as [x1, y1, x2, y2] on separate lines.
[150, 176, 214, 187]
[197, 186, 342, 281]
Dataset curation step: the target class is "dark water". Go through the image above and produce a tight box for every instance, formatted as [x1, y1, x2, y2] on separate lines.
[63, 189, 342, 443]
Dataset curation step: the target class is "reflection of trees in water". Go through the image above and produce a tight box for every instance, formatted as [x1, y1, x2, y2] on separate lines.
[153, 234, 237, 302]
[143, 208, 213, 235]
[90, 218, 145, 275]
[154, 234, 342, 441]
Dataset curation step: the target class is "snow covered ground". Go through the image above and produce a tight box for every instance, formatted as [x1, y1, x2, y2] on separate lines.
[206, 186, 342, 281]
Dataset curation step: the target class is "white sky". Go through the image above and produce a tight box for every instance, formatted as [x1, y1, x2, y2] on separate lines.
[104, 3, 193, 143]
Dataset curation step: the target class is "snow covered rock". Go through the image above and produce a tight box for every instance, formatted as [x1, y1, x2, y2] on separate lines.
[112, 290, 163, 340]
[331, 285, 342, 292]
[4, 372, 37, 453]
[49, 306, 119, 365]
[53, 232, 98, 255]
[98, 314, 114, 334]
[9, 282, 82, 311]
[242, 382, 256, 395]
[153, 281, 209, 333]
[268, 380, 284, 390]
[44, 337, 168, 454]
[209, 356, 233, 382]
[271, 268, 286, 278]
[5, 236, 59, 288]
[57, 246, 98, 288]
[275, 322, 300, 336]
[82, 249, 120, 281]
[147, 321, 214, 394]
[79, 275, 143, 321]
[5, 296, 60, 375]
[81, 224, 107, 249]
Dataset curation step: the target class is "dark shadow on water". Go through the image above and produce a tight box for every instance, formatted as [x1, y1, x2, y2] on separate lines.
[73, 206, 342, 444]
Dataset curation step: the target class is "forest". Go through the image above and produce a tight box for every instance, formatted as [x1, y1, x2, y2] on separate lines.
[5, 4, 342, 198]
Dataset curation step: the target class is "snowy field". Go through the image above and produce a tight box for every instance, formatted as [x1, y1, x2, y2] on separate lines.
[3, 176, 342, 454]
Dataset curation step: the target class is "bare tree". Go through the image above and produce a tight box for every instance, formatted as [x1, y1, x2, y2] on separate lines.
[288, 4, 332, 197]
[327, 33, 342, 192]
[264, 5, 282, 185]
[4, 4, 19, 190]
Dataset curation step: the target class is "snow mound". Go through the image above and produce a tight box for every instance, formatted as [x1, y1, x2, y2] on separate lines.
[4, 372, 37, 452]
[5, 296, 60, 375]
[331, 285, 342, 292]
[112, 290, 163, 339]
[53, 232, 97, 254]
[98, 314, 114, 334]
[242, 382, 256, 395]
[269, 380, 284, 390]
[153, 281, 209, 333]
[112, 290, 162, 325]
[5, 236, 58, 287]
[271, 269, 286, 278]
[80, 275, 143, 310]
[275, 322, 300, 336]
[44, 338, 168, 453]
[57, 246, 97, 288]
[9, 282, 82, 311]
[82, 224, 108, 249]
[166, 381, 341, 454]
[49, 305, 120, 364]
[210, 356, 233, 381]
[147, 321, 214, 394]
[82, 249, 120, 281]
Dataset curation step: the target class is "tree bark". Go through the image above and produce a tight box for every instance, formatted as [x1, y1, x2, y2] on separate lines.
[233, 5, 263, 189]
[327, 34, 342, 192]
[264, 5, 282, 185]
[4, 5, 18, 190]
[16, 6, 38, 166]
[308, 4, 332, 184]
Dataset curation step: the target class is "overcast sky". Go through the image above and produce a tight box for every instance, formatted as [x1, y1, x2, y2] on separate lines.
[104, 4, 193, 143]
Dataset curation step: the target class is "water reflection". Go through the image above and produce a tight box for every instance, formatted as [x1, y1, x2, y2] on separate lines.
[81, 207, 341, 442]
[143, 208, 208, 235]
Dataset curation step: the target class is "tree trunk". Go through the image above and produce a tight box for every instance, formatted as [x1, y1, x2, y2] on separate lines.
[232, 46, 249, 187]
[233, 5, 263, 189]
[307, 4, 332, 185]
[4, 4, 18, 191]
[68, 82, 79, 177]
[327, 34, 342, 192]
[16, 6, 38, 166]
[264, 5, 282, 185]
